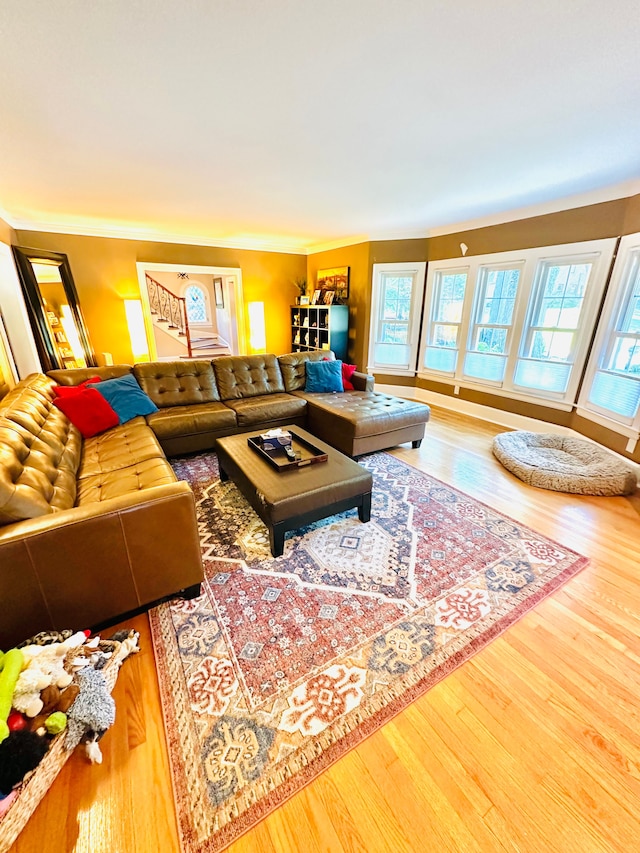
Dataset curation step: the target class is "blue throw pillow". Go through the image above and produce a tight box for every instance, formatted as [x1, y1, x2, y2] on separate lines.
[305, 359, 344, 393]
[93, 374, 158, 424]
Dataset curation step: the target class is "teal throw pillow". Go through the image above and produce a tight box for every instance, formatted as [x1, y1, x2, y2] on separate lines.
[305, 359, 344, 393]
[93, 374, 158, 424]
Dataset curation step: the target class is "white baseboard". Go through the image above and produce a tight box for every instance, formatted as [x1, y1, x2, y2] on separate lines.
[375, 382, 640, 474]
[375, 383, 573, 435]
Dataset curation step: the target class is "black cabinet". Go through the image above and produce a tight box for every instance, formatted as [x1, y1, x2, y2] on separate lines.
[290, 304, 348, 362]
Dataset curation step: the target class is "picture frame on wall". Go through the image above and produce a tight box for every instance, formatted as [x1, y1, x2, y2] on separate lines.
[317, 266, 350, 302]
[213, 277, 224, 308]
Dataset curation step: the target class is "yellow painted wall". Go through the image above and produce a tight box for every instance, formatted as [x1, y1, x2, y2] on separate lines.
[15, 231, 306, 364]
[306, 242, 371, 369]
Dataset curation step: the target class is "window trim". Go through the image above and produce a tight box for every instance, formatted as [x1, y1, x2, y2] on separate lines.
[418, 239, 616, 405]
[367, 261, 426, 375]
[577, 232, 640, 439]
[182, 281, 210, 327]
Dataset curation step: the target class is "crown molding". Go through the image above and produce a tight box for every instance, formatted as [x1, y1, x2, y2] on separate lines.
[305, 235, 370, 254]
[7, 176, 640, 256]
[9, 218, 309, 256]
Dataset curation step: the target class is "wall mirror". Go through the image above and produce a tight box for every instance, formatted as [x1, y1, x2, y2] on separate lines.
[12, 246, 95, 372]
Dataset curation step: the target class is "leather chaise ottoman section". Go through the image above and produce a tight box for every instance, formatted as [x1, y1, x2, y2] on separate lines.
[296, 391, 431, 456]
[222, 393, 307, 427]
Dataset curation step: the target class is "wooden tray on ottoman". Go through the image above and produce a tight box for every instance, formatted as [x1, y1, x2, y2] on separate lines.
[0, 642, 121, 853]
[247, 430, 328, 471]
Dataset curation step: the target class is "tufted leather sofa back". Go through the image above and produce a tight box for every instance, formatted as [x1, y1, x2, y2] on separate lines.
[133, 360, 220, 408]
[213, 354, 285, 400]
[0, 375, 81, 525]
[47, 365, 133, 386]
[278, 351, 335, 392]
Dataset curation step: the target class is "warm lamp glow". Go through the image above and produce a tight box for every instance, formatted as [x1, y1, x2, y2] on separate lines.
[248, 301, 266, 352]
[60, 305, 87, 367]
[124, 299, 149, 362]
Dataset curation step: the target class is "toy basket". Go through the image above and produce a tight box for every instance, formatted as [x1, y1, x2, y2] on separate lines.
[0, 641, 121, 853]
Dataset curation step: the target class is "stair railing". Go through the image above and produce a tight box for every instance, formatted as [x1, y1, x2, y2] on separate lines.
[145, 274, 192, 357]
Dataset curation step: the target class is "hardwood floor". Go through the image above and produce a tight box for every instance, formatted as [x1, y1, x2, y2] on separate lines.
[10, 406, 640, 853]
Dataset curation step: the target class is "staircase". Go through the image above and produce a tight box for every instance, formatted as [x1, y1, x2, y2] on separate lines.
[145, 276, 232, 359]
[146, 274, 193, 357]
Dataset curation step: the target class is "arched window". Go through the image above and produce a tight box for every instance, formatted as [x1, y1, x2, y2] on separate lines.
[185, 284, 208, 324]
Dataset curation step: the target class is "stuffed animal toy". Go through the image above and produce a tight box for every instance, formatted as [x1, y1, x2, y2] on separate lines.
[66, 636, 113, 673]
[29, 683, 80, 735]
[0, 730, 48, 794]
[0, 789, 18, 817]
[16, 629, 78, 649]
[13, 632, 87, 718]
[0, 648, 24, 743]
[110, 629, 141, 667]
[66, 667, 115, 764]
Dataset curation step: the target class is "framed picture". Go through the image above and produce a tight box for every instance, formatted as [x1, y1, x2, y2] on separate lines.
[311, 289, 322, 305]
[213, 277, 224, 308]
[317, 266, 350, 302]
[299, 295, 310, 306]
[323, 290, 335, 305]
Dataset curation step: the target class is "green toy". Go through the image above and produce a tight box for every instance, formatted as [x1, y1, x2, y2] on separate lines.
[44, 712, 67, 735]
[0, 648, 24, 743]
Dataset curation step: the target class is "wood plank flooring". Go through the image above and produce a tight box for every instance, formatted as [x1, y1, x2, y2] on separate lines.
[9, 406, 640, 853]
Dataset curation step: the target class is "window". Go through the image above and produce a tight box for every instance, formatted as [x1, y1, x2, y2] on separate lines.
[368, 262, 426, 374]
[464, 265, 521, 383]
[579, 233, 640, 435]
[185, 284, 208, 324]
[424, 269, 468, 373]
[514, 257, 595, 394]
[419, 240, 616, 407]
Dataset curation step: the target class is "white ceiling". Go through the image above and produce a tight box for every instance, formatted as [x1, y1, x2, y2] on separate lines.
[1, 1, 639, 253]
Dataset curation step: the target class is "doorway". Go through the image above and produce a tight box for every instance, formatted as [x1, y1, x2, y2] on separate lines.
[136, 263, 246, 361]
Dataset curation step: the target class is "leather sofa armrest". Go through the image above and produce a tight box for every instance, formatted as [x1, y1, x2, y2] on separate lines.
[351, 371, 375, 391]
[0, 482, 204, 648]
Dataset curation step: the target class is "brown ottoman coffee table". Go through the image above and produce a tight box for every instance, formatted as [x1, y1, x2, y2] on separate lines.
[216, 426, 372, 557]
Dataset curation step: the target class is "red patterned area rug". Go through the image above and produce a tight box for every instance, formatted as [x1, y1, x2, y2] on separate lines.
[149, 451, 588, 853]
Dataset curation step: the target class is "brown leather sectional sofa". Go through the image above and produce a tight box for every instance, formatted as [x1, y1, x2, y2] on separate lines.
[0, 351, 429, 647]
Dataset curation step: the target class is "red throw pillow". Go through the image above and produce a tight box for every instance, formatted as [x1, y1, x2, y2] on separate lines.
[342, 363, 357, 391]
[53, 388, 119, 438]
[53, 377, 102, 397]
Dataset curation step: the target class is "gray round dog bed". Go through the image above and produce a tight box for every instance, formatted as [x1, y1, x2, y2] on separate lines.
[492, 431, 637, 496]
